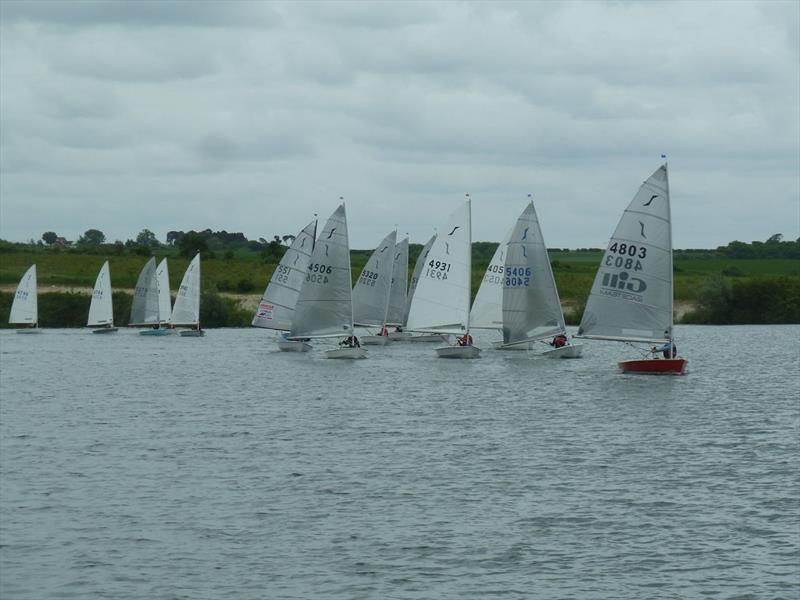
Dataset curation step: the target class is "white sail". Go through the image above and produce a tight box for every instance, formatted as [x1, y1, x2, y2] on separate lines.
[87, 261, 114, 327]
[353, 230, 397, 327]
[386, 237, 409, 326]
[404, 233, 437, 326]
[156, 259, 171, 324]
[290, 204, 354, 339]
[252, 220, 317, 331]
[9, 264, 38, 325]
[171, 253, 201, 326]
[502, 201, 566, 345]
[578, 164, 673, 343]
[406, 200, 472, 334]
[470, 228, 512, 330]
[129, 257, 160, 325]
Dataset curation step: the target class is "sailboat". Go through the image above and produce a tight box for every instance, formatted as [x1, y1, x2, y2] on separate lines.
[470, 228, 512, 345]
[130, 257, 166, 335]
[9, 265, 40, 333]
[252, 219, 317, 351]
[385, 236, 409, 333]
[500, 198, 583, 358]
[289, 203, 366, 359]
[576, 163, 686, 374]
[406, 196, 480, 358]
[87, 260, 118, 333]
[156, 258, 173, 331]
[353, 230, 397, 346]
[171, 253, 203, 337]
[390, 233, 446, 342]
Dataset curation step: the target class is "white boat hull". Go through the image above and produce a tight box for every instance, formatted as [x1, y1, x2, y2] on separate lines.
[326, 347, 367, 359]
[435, 345, 481, 359]
[361, 335, 390, 346]
[278, 340, 312, 352]
[387, 331, 413, 341]
[542, 344, 584, 358]
[15, 328, 41, 334]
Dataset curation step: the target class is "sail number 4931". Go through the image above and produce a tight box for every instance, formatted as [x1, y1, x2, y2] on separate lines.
[424, 260, 451, 280]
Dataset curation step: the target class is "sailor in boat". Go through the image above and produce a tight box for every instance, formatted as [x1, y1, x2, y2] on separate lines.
[457, 333, 474, 346]
[551, 334, 568, 348]
[651, 341, 677, 359]
[394, 325, 404, 333]
[340, 335, 361, 348]
[380, 326, 389, 337]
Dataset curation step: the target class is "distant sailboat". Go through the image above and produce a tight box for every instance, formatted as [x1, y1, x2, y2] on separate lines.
[353, 230, 397, 346]
[252, 219, 317, 352]
[390, 233, 442, 342]
[87, 260, 118, 333]
[470, 228, 512, 339]
[500, 199, 583, 358]
[576, 163, 686, 374]
[289, 203, 366, 359]
[385, 236, 409, 331]
[406, 197, 480, 358]
[130, 257, 166, 335]
[9, 265, 40, 333]
[156, 258, 173, 330]
[171, 253, 203, 337]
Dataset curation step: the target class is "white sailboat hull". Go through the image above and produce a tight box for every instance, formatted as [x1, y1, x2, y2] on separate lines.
[436, 345, 481, 359]
[387, 331, 413, 340]
[16, 328, 41, 334]
[278, 340, 312, 352]
[326, 347, 367, 359]
[361, 335, 390, 346]
[91, 326, 118, 334]
[408, 334, 450, 343]
[542, 344, 584, 359]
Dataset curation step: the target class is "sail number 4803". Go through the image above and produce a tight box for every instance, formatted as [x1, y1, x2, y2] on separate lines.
[608, 242, 647, 258]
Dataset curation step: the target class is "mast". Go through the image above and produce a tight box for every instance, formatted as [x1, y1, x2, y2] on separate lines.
[664, 158, 674, 345]
[342, 198, 355, 335]
[466, 193, 472, 335]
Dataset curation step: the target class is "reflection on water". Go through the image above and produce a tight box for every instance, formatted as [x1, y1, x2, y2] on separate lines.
[1, 325, 798, 599]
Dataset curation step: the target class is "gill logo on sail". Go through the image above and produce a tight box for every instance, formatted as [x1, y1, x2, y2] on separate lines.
[600, 271, 647, 302]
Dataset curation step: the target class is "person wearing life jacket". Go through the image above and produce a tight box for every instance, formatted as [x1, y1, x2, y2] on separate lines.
[551, 334, 567, 348]
[380, 326, 389, 336]
[651, 341, 677, 359]
[458, 333, 474, 346]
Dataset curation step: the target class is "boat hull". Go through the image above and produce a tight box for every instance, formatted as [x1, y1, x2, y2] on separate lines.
[387, 331, 413, 341]
[619, 358, 687, 375]
[361, 335, 390, 346]
[91, 327, 118, 334]
[543, 344, 584, 359]
[179, 329, 204, 337]
[325, 347, 367, 359]
[436, 345, 481, 359]
[278, 340, 312, 352]
[15, 328, 41, 334]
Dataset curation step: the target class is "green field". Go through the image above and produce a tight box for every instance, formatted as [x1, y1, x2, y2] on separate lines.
[2, 249, 797, 306]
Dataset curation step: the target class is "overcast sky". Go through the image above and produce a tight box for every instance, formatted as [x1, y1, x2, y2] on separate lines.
[1, 0, 798, 249]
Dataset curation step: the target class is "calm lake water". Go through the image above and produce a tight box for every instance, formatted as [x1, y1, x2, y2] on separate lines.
[1, 325, 798, 599]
